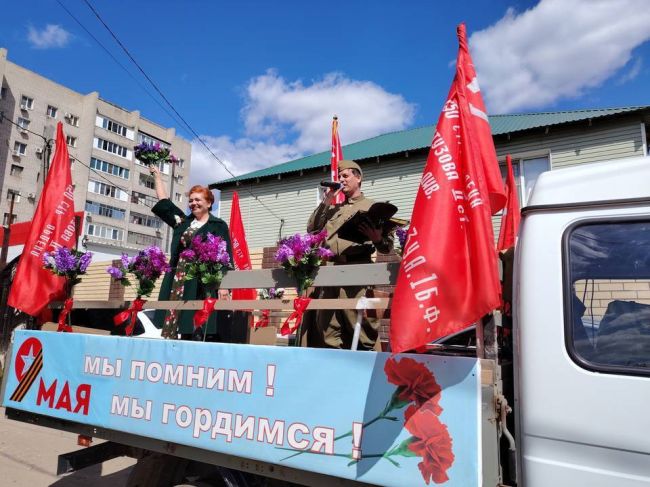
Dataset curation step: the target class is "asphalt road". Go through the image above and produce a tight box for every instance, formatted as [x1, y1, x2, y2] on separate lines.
[0, 407, 136, 486]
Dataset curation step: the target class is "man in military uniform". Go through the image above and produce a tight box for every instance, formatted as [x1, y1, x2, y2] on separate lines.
[306, 159, 394, 350]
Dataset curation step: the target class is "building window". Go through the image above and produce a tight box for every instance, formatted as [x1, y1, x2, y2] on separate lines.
[100, 117, 128, 137]
[131, 191, 158, 208]
[10, 164, 23, 177]
[13, 142, 27, 156]
[17, 117, 30, 130]
[174, 192, 182, 203]
[130, 211, 162, 229]
[500, 156, 550, 206]
[86, 223, 124, 241]
[65, 113, 80, 126]
[66, 135, 77, 147]
[94, 137, 129, 158]
[20, 95, 34, 110]
[127, 231, 162, 247]
[89, 157, 130, 179]
[6, 189, 20, 202]
[566, 220, 650, 376]
[175, 175, 184, 184]
[3, 213, 17, 225]
[85, 200, 126, 220]
[177, 158, 185, 168]
[0, 87, 7, 99]
[87, 179, 128, 201]
[47, 105, 58, 118]
[139, 173, 155, 190]
[135, 158, 170, 175]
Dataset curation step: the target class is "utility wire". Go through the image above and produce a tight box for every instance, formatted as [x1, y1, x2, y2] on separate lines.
[55, 0, 186, 131]
[80, 0, 285, 224]
[2, 113, 151, 206]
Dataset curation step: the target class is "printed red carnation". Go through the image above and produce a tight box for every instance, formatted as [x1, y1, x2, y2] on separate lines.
[384, 357, 442, 413]
[405, 406, 455, 484]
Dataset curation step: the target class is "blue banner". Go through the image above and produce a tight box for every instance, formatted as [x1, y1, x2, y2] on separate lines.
[2, 331, 480, 486]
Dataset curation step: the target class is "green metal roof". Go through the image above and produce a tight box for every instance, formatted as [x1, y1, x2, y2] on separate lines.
[212, 106, 649, 188]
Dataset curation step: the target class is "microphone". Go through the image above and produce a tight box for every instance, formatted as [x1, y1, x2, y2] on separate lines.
[320, 180, 342, 190]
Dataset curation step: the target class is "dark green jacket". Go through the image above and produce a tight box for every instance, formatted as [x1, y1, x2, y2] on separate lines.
[152, 199, 232, 334]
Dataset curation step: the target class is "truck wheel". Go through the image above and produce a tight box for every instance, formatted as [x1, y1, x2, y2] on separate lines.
[176, 466, 251, 487]
[126, 452, 189, 487]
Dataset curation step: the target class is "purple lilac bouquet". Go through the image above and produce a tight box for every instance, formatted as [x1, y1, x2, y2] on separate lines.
[396, 226, 409, 257]
[274, 229, 334, 294]
[107, 246, 171, 297]
[258, 287, 285, 300]
[134, 142, 178, 166]
[43, 247, 93, 287]
[180, 233, 232, 294]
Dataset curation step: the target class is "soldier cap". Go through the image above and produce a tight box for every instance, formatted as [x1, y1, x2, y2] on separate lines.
[338, 160, 363, 179]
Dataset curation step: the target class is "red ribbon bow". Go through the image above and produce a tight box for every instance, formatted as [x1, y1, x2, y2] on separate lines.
[57, 298, 74, 332]
[280, 297, 312, 336]
[114, 298, 146, 336]
[194, 297, 218, 329]
[255, 309, 271, 329]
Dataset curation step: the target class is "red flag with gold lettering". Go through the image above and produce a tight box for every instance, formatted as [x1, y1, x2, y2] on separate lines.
[331, 116, 345, 204]
[496, 155, 521, 251]
[229, 191, 257, 301]
[8, 122, 77, 316]
[390, 24, 506, 353]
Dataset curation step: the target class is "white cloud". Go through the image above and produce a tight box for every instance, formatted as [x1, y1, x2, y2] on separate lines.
[617, 57, 643, 84]
[27, 24, 72, 49]
[191, 135, 302, 187]
[470, 0, 650, 113]
[191, 70, 415, 187]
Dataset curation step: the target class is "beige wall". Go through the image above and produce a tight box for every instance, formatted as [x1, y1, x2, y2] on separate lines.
[219, 116, 647, 251]
[0, 47, 192, 257]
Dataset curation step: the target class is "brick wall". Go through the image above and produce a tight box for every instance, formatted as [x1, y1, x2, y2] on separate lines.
[574, 279, 650, 319]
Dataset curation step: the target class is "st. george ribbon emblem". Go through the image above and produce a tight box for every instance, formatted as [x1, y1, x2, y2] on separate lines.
[10, 337, 44, 402]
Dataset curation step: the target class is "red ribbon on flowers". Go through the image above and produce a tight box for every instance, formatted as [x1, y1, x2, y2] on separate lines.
[280, 297, 312, 336]
[255, 309, 271, 329]
[57, 298, 74, 332]
[194, 297, 217, 329]
[114, 298, 146, 336]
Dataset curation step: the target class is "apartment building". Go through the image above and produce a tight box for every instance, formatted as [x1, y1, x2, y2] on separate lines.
[0, 48, 191, 259]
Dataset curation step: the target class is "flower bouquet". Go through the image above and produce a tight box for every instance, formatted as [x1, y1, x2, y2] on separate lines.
[107, 246, 170, 335]
[180, 233, 232, 339]
[134, 142, 178, 166]
[42, 247, 93, 332]
[395, 226, 409, 257]
[255, 288, 285, 329]
[274, 230, 334, 338]
[274, 229, 333, 295]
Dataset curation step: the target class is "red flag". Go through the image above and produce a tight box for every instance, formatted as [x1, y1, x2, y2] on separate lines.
[8, 122, 76, 316]
[389, 24, 506, 353]
[229, 191, 257, 301]
[330, 116, 345, 204]
[496, 155, 521, 251]
[0, 211, 83, 247]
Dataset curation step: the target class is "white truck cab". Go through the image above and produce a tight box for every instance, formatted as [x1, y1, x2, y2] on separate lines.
[516, 156, 650, 486]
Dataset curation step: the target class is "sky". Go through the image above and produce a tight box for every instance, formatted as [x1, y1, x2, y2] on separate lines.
[2, 0, 650, 188]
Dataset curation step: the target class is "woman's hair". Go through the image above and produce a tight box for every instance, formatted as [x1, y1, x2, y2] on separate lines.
[188, 185, 215, 208]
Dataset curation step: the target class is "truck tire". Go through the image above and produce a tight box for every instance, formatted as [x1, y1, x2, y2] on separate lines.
[126, 452, 190, 487]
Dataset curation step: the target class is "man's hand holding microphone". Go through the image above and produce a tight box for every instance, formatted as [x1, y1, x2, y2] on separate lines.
[320, 180, 342, 205]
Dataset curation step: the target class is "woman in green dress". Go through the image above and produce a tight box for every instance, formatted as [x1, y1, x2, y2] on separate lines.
[149, 165, 232, 340]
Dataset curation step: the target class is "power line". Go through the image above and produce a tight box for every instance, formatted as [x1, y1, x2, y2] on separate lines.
[80, 0, 285, 224]
[2, 113, 137, 200]
[55, 0, 186, 130]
